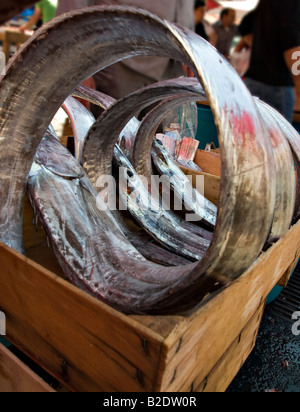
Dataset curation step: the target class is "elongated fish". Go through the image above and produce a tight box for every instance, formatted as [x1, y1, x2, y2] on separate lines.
[28, 133, 223, 314]
[152, 140, 217, 227]
[73, 82, 214, 241]
[82, 78, 217, 240]
[254, 99, 295, 243]
[132, 94, 204, 180]
[83, 78, 206, 179]
[62, 96, 95, 164]
[62, 94, 191, 266]
[113, 144, 210, 260]
[127, 93, 217, 227]
[0, 7, 277, 314]
[254, 100, 300, 221]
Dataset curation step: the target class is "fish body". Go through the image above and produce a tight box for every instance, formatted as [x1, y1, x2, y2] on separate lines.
[62, 96, 95, 164]
[0, 7, 280, 315]
[254, 99, 295, 243]
[152, 140, 217, 227]
[113, 144, 210, 261]
[69, 87, 195, 265]
[28, 134, 220, 314]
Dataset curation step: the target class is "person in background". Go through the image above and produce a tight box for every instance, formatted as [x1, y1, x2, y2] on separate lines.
[194, 0, 216, 44]
[211, 8, 239, 58]
[194, 0, 208, 41]
[242, 0, 300, 123]
[57, 0, 195, 101]
[235, 9, 255, 53]
[230, 9, 255, 77]
[19, 0, 58, 32]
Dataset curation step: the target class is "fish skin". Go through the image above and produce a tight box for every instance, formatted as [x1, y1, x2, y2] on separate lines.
[27, 134, 222, 315]
[64, 91, 193, 266]
[0, 7, 277, 309]
[113, 144, 210, 261]
[254, 99, 295, 243]
[126, 92, 217, 227]
[62, 96, 95, 164]
[254, 100, 300, 222]
[82, 78, 217, 245]
[152, 140, 217, 227]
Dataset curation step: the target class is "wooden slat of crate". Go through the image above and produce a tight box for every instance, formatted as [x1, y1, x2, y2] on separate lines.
[194, 150, 221, 177]
[0, 344, 55, 392]
[0, 242, 164, 392]
[133, 220, 300, 392]
[1, 212, 300, 391]
[195, 303, 264, 392]
[180, 167, 220, 206]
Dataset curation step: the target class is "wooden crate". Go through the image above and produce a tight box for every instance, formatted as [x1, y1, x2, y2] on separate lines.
[180, 148, 221, 206]
[0, 191, 299, 392]
[0, 343, 55, 392]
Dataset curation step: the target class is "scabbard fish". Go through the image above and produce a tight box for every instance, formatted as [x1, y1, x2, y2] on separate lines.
[0, 7, 278, 315]
[62, 93, 193, 266]
[27, 133, 222, 314]
[254, 99, 295, 243]
[113, 144, 210, 261]
[124, 91, 217, 227]
[132, 93, 205, 180]
[73, 81, 214, 242]
[152, 140, 217, 227]
[82, 78, 216, 240]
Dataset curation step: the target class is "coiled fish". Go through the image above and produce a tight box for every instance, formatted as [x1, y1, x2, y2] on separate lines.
[62, 94, 192, 266]
[27, 132, 223, 314]
[0, 7, 278, 315]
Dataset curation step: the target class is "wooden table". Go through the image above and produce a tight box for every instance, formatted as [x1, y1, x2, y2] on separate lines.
[1, 28, 31, 61]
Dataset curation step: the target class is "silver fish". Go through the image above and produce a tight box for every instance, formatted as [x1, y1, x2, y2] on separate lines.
[0, 7, 277, 314]
[75, 82, 214, 242]
[62, 96, 95, 164]
[82, 78, 218, 240]
[83, 78, 206, 179]
[62, 92, 192, 266]
[127, 92, 217, 226]
[72, 85, 115, 111]
[113, 144, 210, 261]
[254, 98, 295, 243]
[152, 140, 217, 227]
[132, 94, 206, 180]
[28, 133, 222, 314]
